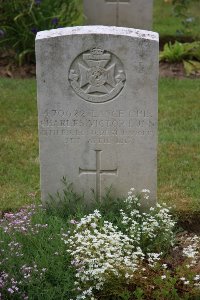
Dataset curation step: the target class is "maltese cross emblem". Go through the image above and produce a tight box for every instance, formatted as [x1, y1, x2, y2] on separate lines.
[69, 48, 126, 103]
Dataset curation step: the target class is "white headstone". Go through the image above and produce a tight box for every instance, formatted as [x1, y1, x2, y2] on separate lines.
[36, 26, 159, 208]
[83, 0, 154, 30]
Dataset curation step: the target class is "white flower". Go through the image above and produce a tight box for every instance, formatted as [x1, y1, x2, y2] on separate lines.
[61, 188, 178, 300]
[141, 189, 150, 193]
[162, 264, 167, 269]
[180, 277, 186, 281]
[90, 223, 97, 228]
[194, 275, 200, 281]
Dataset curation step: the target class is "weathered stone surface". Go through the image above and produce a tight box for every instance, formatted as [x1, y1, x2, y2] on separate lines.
[36, 26, 159, 208]
[83, 0, 153, 30]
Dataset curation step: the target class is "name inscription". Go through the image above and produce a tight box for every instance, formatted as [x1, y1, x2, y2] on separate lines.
[40, 107, 156, 145]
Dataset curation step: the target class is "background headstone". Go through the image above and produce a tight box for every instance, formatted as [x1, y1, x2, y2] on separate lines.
[83, 0, 154, 30]
[36, 26, 159, 208]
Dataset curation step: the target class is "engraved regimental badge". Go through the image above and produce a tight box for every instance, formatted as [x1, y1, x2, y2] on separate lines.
[69, 48, 126, 103]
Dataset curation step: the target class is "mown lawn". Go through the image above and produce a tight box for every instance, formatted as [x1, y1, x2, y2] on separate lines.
[0, 79, 40, 211]
[153, 0, 200, 39]
[0, 78, 200, 215]
[158, 78, 200, 213]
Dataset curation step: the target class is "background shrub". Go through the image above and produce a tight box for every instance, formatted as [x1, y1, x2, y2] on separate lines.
[0, 0, 82, 64]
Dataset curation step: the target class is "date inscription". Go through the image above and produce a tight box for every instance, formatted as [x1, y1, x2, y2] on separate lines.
[39, 107, 156, 145]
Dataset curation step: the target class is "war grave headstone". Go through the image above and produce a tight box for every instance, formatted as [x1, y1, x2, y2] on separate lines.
[36, 26, 159, 208]
[83, 0, 154, 30]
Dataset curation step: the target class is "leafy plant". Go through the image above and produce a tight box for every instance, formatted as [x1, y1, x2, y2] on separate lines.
[160, 41, 200, 75]
[160, 41, 186, 62]
[183, 60, 200, 76]
[46, 178, 126, 224]
[64, 188, 200, 300]
[160, 41, 200, 62]
[0, 0, 82, 64]
[0, 186, 200, 299]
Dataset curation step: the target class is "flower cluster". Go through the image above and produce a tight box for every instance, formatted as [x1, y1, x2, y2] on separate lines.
[0, 188, 199, 299]
[0, 205, 47, 235]
[0, 205, 49, 299]
[182, 235, 200, 268]
[0, 206, 36, 234]
[63, 210, 144, 299]
[193, 275, 200, 288]
[63, 189, 177, 300]
[0, 271, 28, 300]
[120, 188, 176, 252]
[21, 264, 47, 280]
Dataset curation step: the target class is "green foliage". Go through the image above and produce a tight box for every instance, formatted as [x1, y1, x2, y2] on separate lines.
[64, 189, 200, 299]
[160, 41, 200, 63]
[133, 287, 144, 300]
[0, 186, 200, 299]
[46, 178, 86, 219]
[172, 0, 200, 36]
[172, 0, 191, 18]
[0, 206, 76, 299]
[0, 0, 82, 64]
[183, 60, 200, 76]
[153, 0, 200, 39]
[46, 178, 127, 226]
[160, 41, 187, 63]
[160, 41, 200, 75]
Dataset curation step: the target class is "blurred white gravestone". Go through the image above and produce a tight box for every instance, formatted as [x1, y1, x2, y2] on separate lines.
[36, 26, 159, 208]
[83, 0, 154, 30]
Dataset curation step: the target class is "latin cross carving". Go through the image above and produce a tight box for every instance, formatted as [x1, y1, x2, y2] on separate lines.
[105, 0, 130, 3]
[79, 150, 118, 200]
[105, 0, 130, 26]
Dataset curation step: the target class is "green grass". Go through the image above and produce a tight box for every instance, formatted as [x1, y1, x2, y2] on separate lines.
[0, 78, 200, 214]
[153, 0, 200, 40]
[158, 78, 200, 212]
[0, 79, 40, 211]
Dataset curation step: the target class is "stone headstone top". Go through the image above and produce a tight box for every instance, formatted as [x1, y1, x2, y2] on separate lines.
[36, 26, 158, 40]
[83, 0, 154, 30]
[36, 26, 159, 208]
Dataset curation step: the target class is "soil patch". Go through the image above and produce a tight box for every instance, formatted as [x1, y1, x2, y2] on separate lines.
[159, 61, 200, 79]
[177, 212, 200, 234]
[0, 51, 36, 79]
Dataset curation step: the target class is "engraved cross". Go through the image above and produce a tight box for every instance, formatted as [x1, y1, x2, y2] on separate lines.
[105, 0, 130, 2]
[79, 150, 118, 200]
[105, 0, 130, 25]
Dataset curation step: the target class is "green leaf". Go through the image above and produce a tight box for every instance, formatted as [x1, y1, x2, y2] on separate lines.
[18, 49, 35, 66]
[183, 60, 200, 76]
